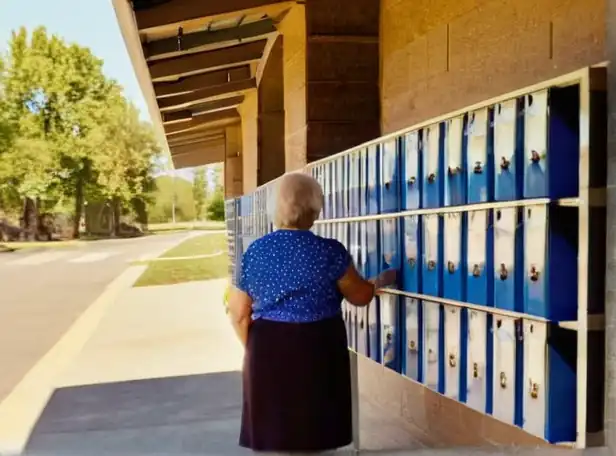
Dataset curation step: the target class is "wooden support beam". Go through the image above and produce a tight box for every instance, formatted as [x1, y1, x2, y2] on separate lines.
[148, 40, 266, 81]
[171, 143, 226, 169]
[167, 129, 225, 147]
[154, 66, 250, 98]
[164, 109, 240, 135]
[145, 19, 276, 61]
[158, 78, 256, 111]
[134, 0, 289, 31]
[162, 95, 245, 123]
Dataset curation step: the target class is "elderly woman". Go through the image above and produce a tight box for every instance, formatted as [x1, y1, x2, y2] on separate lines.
[228, 172, 396, 454]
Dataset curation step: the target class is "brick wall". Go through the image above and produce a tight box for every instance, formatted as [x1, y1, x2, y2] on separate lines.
[380, 0, 606, 133]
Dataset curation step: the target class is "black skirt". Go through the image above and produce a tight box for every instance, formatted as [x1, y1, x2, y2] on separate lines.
[239, 315, 352, 453]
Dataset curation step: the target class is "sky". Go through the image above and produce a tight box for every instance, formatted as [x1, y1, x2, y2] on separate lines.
[0, 0, 199, 182]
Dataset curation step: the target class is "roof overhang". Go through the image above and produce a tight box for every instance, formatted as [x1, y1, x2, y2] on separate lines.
[112, 0, 293, 169]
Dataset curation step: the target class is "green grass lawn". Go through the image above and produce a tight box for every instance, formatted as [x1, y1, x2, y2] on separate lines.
[147, 221, 225, 234]
[134, 233, 229, 287]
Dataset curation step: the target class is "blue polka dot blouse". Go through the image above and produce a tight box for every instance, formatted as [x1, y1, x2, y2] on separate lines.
[238, 229, 352, 323]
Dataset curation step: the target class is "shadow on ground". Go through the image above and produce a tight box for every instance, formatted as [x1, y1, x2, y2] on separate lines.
[25, 371, 250, 456]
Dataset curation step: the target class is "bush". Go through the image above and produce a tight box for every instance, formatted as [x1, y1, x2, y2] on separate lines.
[206, 191, 225, 221]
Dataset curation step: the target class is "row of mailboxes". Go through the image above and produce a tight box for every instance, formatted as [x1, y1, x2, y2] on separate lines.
[310, 86, 580, 219]
[341, 296, 576, 443]
[317, 202, 578, 322]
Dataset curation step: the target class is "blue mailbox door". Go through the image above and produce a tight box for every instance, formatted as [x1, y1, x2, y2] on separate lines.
[404, 131, 421, 210]
[444, 305, 462, 400]
[403, 216, 420, 293]
[381, 139, 400, 213]
[494, 100, 519, 201]
[467, 108, 489, 203]
[367, 145, 379, 215]
[492, 316, 517, 426]
[523, 91, 549, 199]
[445, 116, 465, 206]
[381, 218, 400, 272]
[405, 298, 420, 381]
[522, 320, 547, 439]
[494, 208, 517, 312]
[467, 210, 488, 306]
[381, 293, 399, 372]
[422, 124, 441, 208]
[466, 309, 488, 413]
[523, 205, 547, 318]
[349, 150, 361, 217]
[422, 214, 440, 297]
[443, 212, 463, 301]
[423, 302, 440, 391]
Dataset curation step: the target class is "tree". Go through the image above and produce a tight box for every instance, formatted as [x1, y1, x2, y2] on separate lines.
[192, 167, 207, 220]
[206, 188, 225, 221]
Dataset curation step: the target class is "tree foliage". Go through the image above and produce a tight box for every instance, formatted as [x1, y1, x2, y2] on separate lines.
[192, 167, 207, 220]
[0, 27, 161, 238]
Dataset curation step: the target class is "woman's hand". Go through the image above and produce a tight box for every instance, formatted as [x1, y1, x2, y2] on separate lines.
[228, 287, 253, 347]
[374, 268, 398, 290]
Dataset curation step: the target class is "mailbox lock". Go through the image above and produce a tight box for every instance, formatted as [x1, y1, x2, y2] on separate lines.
[500, 157, 511, 170]
[385, 181, 391, 190]
[530, 149, 541, 164]
[408, 340, 416, 351]
[447, 261, 456, 274]
[473, 363, 479, 378]
[500, 372, 508, 389]
[499, 263, 508, 281]
[448, 353, 457, 368]
[427, 173, 436, 183]
[360, 320, 365, 330]
[529, 265, 540, 282]
[408, 257, 417, 268]
[472, 264, 481, 277]
[473, 161, 484, 174]
[386, 331, 393, 343]
[428, 260, 436, 270]
[408, 176, 416, 185]
[448, 166, 462, 176]
[529, 380, 539, 399]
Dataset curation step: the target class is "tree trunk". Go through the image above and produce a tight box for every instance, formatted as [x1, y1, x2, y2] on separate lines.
[112, 197, 121, 237]
[21, 197, 38, 241]
[72, 176, 84, 239]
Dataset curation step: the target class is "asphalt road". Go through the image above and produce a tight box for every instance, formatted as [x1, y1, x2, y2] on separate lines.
[0, 233, 189, 404]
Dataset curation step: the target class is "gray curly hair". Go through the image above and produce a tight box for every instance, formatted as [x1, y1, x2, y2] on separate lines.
[271, 172, 324, 229]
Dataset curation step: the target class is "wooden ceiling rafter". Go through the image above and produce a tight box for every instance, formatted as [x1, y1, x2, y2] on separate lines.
[164, 108, 240, 135]
[162, 95, 245, 123]
[153, 66, 250, 98]
[144, 18, 277, 61]
[158, 78, 256, 111]
[148, 39, 266, 81]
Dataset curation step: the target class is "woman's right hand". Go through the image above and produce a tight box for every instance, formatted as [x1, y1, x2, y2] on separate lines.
[375, 269, 398, 289]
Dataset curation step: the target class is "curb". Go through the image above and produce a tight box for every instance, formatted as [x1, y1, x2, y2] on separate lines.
[0, 265, 146, 455]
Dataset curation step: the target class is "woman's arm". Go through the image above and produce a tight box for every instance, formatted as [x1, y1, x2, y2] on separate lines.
[337, 265, 397, 307]
[227, 288, 253, 347]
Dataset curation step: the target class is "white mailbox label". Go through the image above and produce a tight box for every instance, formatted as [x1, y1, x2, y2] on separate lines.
[447, 116, 463, 168]
[494, 99, 517, 175]
[468, 210, 487, 270]
[523, 320, 547, 439]
[467, 310, 487, 413]
[444, 305, 461, 400]
[405, 131, 419, 182]
[444, 213, 462, 269]
[524, 204, 547, 282]
[493, 317, 517, 425]
[424, 214, 439, 265]
[494, 208, 516, 274]
[424, 124, 440, 178]
[424, 303, 440, 391]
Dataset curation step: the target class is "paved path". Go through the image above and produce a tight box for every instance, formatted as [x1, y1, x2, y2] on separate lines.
[0, 233, 191, 405]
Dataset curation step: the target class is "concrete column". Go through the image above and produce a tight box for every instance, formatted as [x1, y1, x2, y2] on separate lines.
[224, 125, 243, 198]
[605, 0, 616, 448]
[257, 35, 286, 185]
[238, 91, 259, 193]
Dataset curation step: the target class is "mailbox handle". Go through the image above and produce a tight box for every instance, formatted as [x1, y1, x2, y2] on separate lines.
[360, 320, 365, 330]
[473, 363, 479, 378]
[529, 265, 540, 282]
[500, 157, 511, 170]
[408, 340, 416, 351]
[407, 257, 416, 268]
[473, 161, 484, 174]
[447, 261, 456, 274]
[499, 263, 508, 281]
[408, 176, 416, 185]
[530, 149, 541, 163]
[427, 260, 436, 271]
[448, 353, 457, 368]
[500, 372, 507, 389]
[472, 264, 481, 277]
[529, 380, 539, 399]
[427, 173, 436, 183]
[385, 181, 391, 190]
[448, 166, 462, 176]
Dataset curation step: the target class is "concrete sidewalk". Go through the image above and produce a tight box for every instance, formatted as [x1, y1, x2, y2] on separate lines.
[3, 273, 607, 455]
